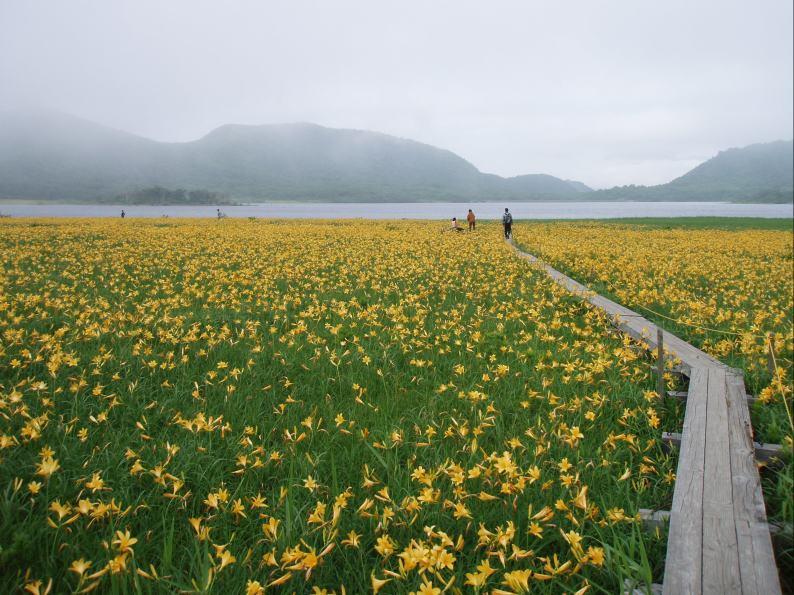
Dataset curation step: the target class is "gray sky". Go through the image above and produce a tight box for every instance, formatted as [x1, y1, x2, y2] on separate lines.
[1, 0, 791, 189]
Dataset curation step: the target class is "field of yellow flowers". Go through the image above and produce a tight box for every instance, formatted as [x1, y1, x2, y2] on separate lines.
[513, 218, 794, 573]
[0, 219, 678, 594]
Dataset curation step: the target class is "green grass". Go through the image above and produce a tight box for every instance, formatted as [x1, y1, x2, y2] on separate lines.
[0, 219, 678, 593]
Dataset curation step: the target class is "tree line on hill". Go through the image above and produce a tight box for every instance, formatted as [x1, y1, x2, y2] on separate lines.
[104, 187, 230, 205]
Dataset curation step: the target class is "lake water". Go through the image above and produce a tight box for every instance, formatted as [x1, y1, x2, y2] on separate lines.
[0, 201, 791, 219]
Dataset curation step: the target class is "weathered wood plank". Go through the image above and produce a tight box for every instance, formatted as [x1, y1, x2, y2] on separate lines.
[669, 390, 758, 406]
[510, 243, 719, 366]
[661, 431, 683, 450]
[662, 431, 780, 465]
[754, 442, 784, 463]
[624, 578, 663, 594]
[726, 371, 782, 594]
[663, 367, 708, 595]
[605, 307, 720, 370]
[639, 508, 671, 531]
[509, 241, 782, 593]
[702, 367, 741, 592]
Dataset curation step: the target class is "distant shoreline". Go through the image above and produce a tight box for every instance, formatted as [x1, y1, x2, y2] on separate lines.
[1, 201, 791, 220]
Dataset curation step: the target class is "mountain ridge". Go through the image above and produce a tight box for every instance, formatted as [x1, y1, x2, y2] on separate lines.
[0, 109, 791, 203]
[592, 140, 793, 202]
[2, 110, 589, 201]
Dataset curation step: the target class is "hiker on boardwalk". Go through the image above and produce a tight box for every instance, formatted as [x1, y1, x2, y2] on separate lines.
[466, 209, 476, 231]
[502, 208, 513, 239]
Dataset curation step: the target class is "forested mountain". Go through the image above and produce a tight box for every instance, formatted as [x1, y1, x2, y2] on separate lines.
[0, 110, 589, 202]
[594, 141, 793, 202]
[0, 110, 790, 203]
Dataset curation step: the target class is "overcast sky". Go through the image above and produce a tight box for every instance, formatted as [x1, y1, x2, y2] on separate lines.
[1, 0, 791, 188]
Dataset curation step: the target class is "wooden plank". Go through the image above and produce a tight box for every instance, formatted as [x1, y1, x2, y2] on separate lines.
[769, 521, 792, 536]
[669, 390, 758, 406]
[663, 367, 709, 595]
[725, 371, 782, 594]
[590, 295, 639, 318]
[514, 244, 724, 370]
[662, 431, 781, 465]
[639, 508, 671, 531]
[624, 579, 663, 594]
[611, 314, 720, 371]
[661, 431, 682, 450]
[512, 243, 710, 365]
[701, 367, 741, 592]
[509, 241, 782, 592]
[754, 442, 783, 463]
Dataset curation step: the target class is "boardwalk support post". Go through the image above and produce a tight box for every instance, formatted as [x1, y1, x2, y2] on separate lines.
[657, 329, 665, 399]
[639, 508, 672, 530]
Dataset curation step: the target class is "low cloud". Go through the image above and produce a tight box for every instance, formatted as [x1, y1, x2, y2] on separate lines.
[1, 0, 791, 188]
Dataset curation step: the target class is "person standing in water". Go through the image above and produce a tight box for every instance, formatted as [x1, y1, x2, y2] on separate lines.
[502, 208, 513, 239]
[466, 209, 476, 231]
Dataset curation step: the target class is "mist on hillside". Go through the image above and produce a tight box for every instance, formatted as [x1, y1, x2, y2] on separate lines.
[0, 0, 791, 193]
[1, 108, 791, 203]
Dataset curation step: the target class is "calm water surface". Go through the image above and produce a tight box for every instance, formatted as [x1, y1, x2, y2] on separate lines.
[0, 202, 791, 219]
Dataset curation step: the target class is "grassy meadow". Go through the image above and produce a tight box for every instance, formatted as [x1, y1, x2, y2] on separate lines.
[513, 218, 794, 577]
[0, 219, 682, 594]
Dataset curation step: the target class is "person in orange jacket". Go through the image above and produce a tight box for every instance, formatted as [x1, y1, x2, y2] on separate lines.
[466, 209, 476, 231]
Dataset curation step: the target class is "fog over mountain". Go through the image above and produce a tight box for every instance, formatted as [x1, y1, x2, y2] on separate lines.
[594, 141, 793, 203]
[0, 110, 591, 202]
[1, 1, 791, 189]
[0, 110, 790, 203]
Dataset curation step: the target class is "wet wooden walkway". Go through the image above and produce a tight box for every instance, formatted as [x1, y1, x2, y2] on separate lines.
[508, 240, 781, 594]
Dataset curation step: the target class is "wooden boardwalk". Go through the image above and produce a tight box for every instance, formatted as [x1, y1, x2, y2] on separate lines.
[508, 240, 781, 594]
